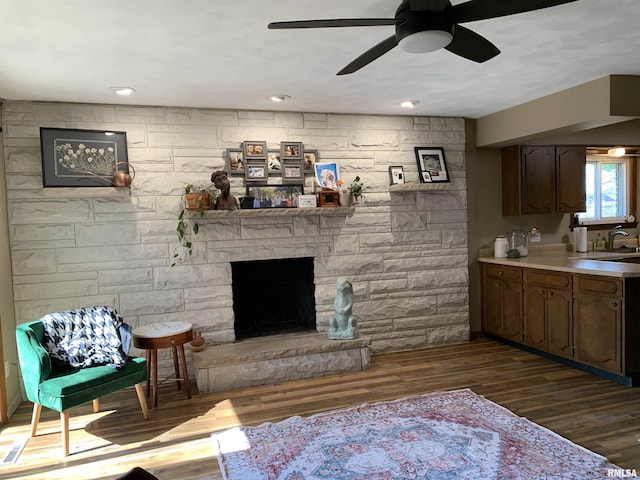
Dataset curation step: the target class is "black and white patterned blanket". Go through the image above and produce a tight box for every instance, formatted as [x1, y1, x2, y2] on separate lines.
[42, 306, 132, 368]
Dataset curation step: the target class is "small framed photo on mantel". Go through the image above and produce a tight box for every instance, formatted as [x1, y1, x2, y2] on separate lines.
[415, 146, 450, 183]
[389, 166, 405, 185]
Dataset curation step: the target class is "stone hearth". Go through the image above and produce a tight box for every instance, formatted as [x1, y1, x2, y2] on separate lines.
[192, 332, 371, 393]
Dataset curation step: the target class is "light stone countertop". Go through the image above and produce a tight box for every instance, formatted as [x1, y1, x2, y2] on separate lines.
[477, 243, 640, 278]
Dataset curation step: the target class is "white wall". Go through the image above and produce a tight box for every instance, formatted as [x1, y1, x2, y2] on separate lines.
[2, 101, 471, 384]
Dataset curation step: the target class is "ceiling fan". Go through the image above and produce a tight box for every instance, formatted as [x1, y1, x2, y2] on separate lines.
[268, 0, 578, 75]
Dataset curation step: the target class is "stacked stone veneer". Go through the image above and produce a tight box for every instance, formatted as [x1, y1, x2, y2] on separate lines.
[2, 101, 469, 378]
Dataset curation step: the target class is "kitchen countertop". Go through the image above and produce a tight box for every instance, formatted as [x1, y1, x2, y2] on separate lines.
[477, 244, 640, 278]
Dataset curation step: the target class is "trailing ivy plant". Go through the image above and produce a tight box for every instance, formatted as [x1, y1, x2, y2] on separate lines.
[172, 183, 216, 266]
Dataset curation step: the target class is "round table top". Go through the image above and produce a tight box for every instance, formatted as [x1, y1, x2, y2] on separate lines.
[132, 321, 193, 339]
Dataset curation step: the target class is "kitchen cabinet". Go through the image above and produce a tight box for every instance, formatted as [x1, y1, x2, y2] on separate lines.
[480, 261, 640, 384]
[481, 264, 522, 342]
[523, 269, 573, 357]
[501, 145, 586, 216]
[574, 275, 623, 374]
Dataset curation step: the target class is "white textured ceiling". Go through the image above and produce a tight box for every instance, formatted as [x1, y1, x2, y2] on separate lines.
[1, 0, 639, 119]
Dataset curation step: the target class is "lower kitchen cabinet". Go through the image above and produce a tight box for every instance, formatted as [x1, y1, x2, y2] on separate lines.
[481, 264, 522, 342]
[523, 269, 573, 357]
[574, 275, 623, 374]
[481, 263, 640, 384]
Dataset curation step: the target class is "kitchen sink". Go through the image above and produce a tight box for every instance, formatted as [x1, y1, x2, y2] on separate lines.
[603, 246, 640, 253]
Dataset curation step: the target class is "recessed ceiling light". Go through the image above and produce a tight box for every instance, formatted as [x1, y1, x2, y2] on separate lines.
[400, 100, 419, 109]
[270, 95, 291, 102]
[109, 86, 136, 96]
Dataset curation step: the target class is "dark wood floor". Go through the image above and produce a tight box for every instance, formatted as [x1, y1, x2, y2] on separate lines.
[1, 337, 639, 479]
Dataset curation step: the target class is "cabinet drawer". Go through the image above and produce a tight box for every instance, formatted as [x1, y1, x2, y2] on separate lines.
[524, 269, 572, 290]
[485, 264, 522, 282]
[577, 275, 623, 298]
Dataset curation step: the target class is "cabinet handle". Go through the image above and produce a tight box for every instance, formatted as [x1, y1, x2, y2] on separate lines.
[499, 271, 504, 275]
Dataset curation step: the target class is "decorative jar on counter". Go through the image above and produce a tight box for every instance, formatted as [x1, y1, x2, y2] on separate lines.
[494, 235, 509, 258]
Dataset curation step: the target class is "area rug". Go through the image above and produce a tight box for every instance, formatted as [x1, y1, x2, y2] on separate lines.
[212, 388, 620, 480]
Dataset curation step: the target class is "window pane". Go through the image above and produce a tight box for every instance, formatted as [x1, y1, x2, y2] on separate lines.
[584, 162, 596, 219]
[601, 163, 625, 218]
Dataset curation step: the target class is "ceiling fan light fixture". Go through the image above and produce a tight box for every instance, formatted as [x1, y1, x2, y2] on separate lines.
[398, 30, 453, 53]
[608, 147, 626, 157]
[270, 95, 291, 102]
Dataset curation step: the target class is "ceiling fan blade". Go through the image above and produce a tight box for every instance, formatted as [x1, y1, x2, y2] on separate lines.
[337, 35, 398, 75]
[409, 0, 449, 11]
[452, 0, 578, 24]
[268, 18, 395, 29]
[445, 25, 500, 62]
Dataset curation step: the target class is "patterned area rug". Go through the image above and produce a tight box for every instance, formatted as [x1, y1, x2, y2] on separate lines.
[212, 388, 620, 479]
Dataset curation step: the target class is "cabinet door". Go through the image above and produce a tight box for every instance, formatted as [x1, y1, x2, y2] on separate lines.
[574, 293, 622, 374]
[521, 146, 555, 214]
[547, 289, 573, 359]
[502, 280, 523, 342]
[556, 146, 586, 213]
[483, 277, 504, 336]
[523, 286, 547, 349]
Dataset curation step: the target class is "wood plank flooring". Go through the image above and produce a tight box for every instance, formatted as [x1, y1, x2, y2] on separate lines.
[1, 337, 639, 479]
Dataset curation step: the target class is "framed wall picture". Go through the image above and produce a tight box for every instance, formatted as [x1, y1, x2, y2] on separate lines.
[243, 141, 267, 159]
[245, 184, 304, 208]
[245, 159, 268, 182]
[39, 127, 129, 187]
[389, 166, 405, 185]
[415, 147, 450, 183]
[280, 141, 303, 159]
[282, 160, 304, 182]
[226, 149, 245, 176]
[303, 149, 318, 171]
[267, 150, 282, 174]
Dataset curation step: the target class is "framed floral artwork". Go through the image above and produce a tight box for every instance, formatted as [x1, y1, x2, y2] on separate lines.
[39, 127, 129, 187]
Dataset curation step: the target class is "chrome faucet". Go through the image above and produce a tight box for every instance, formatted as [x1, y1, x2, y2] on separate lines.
[608, 225, 629, 250]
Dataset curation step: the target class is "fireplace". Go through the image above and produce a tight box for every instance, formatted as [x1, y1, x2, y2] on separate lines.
[231, 257, 316, 339]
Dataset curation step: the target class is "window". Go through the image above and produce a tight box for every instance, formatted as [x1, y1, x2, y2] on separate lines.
[580, 154, 632, 224]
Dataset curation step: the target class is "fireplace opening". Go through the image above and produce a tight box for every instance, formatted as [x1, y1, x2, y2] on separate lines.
[231, 257, 316, 340]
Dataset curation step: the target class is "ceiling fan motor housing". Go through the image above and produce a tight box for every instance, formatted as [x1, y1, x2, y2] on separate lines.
[395, 0, 454, 46]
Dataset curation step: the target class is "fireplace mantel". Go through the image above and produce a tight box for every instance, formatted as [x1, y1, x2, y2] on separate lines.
[188, 206, 356, 218]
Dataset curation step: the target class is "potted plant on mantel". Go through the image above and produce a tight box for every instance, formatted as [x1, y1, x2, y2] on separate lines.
[172, 183, 216, 266]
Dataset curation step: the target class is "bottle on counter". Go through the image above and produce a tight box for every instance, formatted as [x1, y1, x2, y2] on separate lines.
[594, 233, 605, 251]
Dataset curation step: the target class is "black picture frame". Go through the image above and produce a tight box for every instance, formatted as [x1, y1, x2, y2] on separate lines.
[226, 149, 245, 176]
[39, 127, 129, 187]
[244, 184, 304, 208]
[414, 147, 450, 183]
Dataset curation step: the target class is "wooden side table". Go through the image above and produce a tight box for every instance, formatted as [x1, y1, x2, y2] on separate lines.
[132, 321, 193, 408]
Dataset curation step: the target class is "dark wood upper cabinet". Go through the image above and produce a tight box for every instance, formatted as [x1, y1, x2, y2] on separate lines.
[501, 145, 586, 216]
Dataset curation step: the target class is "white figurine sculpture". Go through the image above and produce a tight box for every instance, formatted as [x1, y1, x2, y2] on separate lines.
[328, 278, 359, 340]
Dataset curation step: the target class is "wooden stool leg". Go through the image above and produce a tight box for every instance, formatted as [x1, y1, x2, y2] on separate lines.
[145, 350, 151, 397]
[177, 344, 192, 400]
[152, 349, 159, 408]
[172, 346, 182, 391]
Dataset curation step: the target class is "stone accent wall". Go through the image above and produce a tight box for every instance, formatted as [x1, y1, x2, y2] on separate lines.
[2, 101, 469, 373]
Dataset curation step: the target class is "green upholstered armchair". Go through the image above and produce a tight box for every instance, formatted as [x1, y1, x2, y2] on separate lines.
[16, 310, 149, 456]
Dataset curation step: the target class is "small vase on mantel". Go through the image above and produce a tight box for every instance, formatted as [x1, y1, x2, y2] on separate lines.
[339, 191, 353, 207]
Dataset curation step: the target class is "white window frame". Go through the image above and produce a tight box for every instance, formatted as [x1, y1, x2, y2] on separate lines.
[579, 155, 631, 225]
